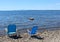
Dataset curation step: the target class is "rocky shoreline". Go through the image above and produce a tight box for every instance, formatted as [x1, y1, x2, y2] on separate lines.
[0, 29, 60, 42]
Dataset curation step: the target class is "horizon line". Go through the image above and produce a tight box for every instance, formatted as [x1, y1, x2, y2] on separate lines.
[0, 10, 60, 11]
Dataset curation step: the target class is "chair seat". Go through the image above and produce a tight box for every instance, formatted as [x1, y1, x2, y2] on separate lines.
[8, 32, 16, 34]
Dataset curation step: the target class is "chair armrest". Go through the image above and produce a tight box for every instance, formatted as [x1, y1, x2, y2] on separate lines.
[5, 28, 8, 32]
[27, 29, 31, 34]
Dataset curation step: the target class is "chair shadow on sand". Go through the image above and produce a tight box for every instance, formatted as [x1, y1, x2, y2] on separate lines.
[31, 35, 44, 40]
[9, 35, 22, 39]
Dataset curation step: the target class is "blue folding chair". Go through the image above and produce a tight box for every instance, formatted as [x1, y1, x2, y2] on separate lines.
[27, 26, 44, 39]
[7, 24, 17, 36]
[27, 26, 38, 36]
[6, 24, 22, 39]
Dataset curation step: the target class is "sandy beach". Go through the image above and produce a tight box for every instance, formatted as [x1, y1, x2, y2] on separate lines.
[0, 29, 60, 42]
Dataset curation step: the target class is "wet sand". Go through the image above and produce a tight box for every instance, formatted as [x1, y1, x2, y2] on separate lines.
[0, 29, 60, 42]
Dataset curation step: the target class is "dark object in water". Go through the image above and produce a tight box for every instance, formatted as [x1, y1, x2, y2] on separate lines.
[31, 35, 44, 40]
[29, 18, 34, 20]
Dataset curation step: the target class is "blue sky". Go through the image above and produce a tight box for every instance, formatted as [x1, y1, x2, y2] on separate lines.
[0, 0, 60, 10]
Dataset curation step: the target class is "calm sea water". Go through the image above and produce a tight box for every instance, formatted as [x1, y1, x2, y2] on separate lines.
[0, 10, 60, 31]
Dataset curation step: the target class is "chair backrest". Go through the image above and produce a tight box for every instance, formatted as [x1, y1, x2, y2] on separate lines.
[7, 24, 16, 34]
[30, 26, 38, 34]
